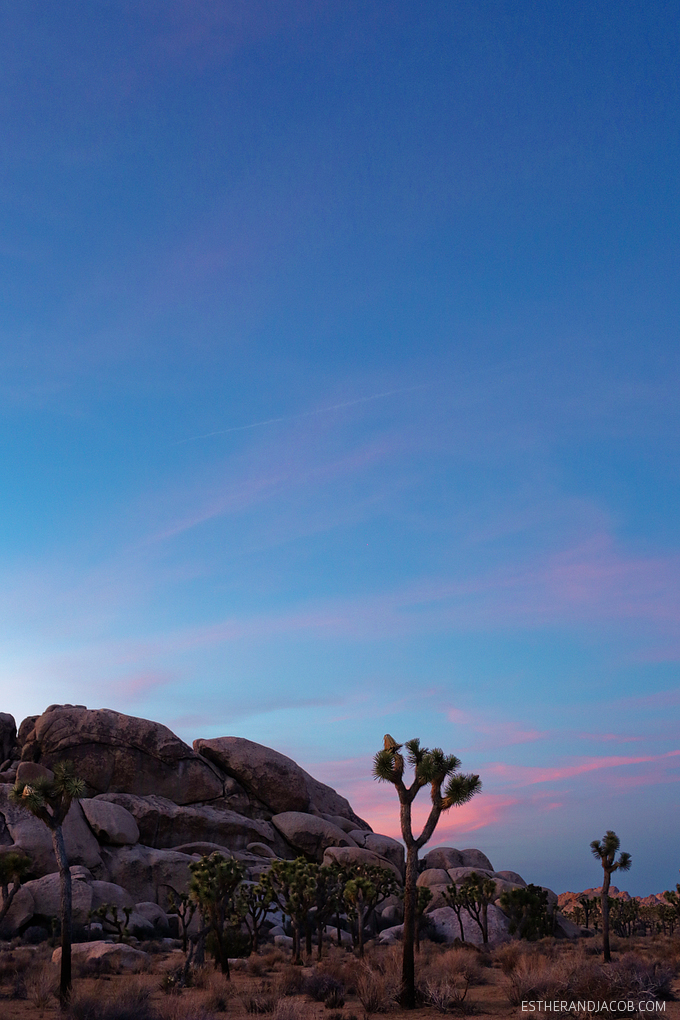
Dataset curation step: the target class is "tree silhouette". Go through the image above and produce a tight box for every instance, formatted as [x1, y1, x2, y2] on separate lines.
[454, 872, 496, 945]
[590, 830, 631, 962]
[267, 858, 317, 964]
[188, 852, 245, 976]
[0, 850, 32, 929]
[11, 761, 85, 1009]
[373, 734, 481, 1008]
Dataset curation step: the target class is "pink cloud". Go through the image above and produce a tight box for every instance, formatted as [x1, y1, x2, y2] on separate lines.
[486, 750, 680, 787]
[446, 708, 549, 750]
[112, 670, 175, 701]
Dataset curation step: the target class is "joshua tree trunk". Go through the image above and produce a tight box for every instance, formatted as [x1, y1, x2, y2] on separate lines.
[52, 826, 72, 1010]
[601, 871, 611, 963]
[401, 843, 418, 1007]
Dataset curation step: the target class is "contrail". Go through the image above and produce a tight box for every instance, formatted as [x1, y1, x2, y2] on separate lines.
[176, 384, 430, 443]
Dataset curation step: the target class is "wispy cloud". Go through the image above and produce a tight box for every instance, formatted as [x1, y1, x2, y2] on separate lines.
[486, 750, 680, 788]
[177, 385, 430, 444]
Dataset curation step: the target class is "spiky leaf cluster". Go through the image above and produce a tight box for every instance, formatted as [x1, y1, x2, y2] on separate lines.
[590, 830, 632, 873]
[373, 735, 480, 809]
[189, 852, 245, 918]
[10, 760, 85, 829]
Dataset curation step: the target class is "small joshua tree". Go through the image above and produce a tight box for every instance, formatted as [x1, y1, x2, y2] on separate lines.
[590, 830, 631, 962]
[189, 852, 246, 977]
[238, 879, 274, 953]
[454, 872, 496, 945]
[373, 734, 481, 1008]
[11, 760, 85, 1009]
[0, 850, 32, 928]
[500, 883, 554, 940]
[267, 858, 318, 964]
[344, 874, 375, 958]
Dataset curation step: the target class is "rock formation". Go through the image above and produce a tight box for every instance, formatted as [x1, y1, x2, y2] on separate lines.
[0, 704, 561, 947]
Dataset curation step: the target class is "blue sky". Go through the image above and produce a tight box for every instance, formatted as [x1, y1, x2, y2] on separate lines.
[1, 1, 678, 895]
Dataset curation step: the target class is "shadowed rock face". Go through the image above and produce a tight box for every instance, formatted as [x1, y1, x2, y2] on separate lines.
[22, 706, 225, 805]
[194, 737, 311, 814]
[0, 714, 18, 765]
[194, 736, 372, 828]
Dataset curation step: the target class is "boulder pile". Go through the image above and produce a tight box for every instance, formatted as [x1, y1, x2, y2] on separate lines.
[0, 705, 565, 947]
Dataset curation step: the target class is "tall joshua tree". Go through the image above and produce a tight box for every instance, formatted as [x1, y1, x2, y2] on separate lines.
[11, 761, 85, 1009]
[590, 829, 631, 962]
[373, 735, 481, 1008]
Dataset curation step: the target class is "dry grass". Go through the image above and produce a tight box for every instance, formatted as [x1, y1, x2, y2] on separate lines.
[25, 962, 57, 1008]
[0, 934, 678, 1020]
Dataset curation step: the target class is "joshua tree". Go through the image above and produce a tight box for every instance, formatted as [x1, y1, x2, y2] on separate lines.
[590, 830, 631, 962]
[373, 734, 481, 1008]
[344, 874, 375, 957]
[443, 881, 467, 941]
[313, 863, 345, 959]
[166, 886, 197, 954]
[267, 858, 318, 964]
[662, 874, 680, 928]
[189, 852, 246, 977]
[455, 872, 496, 945]
[578, 894, 599, 931]
[11, 761, 85, 1009]
[238, 879, 274, 953]
[499, 883, 554, 940]
[0, 850, 32, 928]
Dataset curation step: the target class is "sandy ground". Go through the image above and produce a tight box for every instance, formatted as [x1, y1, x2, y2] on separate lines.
[1, 936, 679, 1020]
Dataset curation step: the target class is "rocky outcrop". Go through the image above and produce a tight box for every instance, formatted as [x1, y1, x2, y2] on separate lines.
[80, 799, 140, 846]
[0, 714, 18, 766]
[0, 705, 556, 949]
[194, 736, 371, 827]
[322, 845, 403, 881]
[271, 812, 357, 859]
[95, 793, 291, 856]
[22, 706, 225, 805]
[53, 941, 149, 970]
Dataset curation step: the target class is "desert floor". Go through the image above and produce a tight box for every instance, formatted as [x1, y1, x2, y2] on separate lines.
[1, 936, 680, 1020]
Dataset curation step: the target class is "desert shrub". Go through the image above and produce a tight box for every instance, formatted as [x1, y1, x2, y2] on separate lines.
[161, 965, 194, 995]
[317, 947, 360, 993]
[324, 985, 346, 1009]
[503, 955, 565, 1006]
[503, 950, 675, 1009]
[242, 980, 278, 1014]
[355, 965, 398, 1014]
[275, 964, 305, 996]
[607, 953, 676, 1000]
[273, 999, 305, 1020]
[423, 974, 470, 1012]
[25, 962, 57, 1007]
[248, 954, 268, 976]
[493, 941, 524, 975]
[261, 946, 286, 966]
[0, 947, 33, 982]
[160, 1003, 215, 1020]
[203, 987, 229, 1013]
[68, 980, 158, 1020]
[303, 969, 345, 1002]
[427, 947, 486, 986]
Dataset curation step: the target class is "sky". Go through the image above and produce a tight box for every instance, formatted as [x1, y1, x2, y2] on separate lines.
[0, 0, 678, 896]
